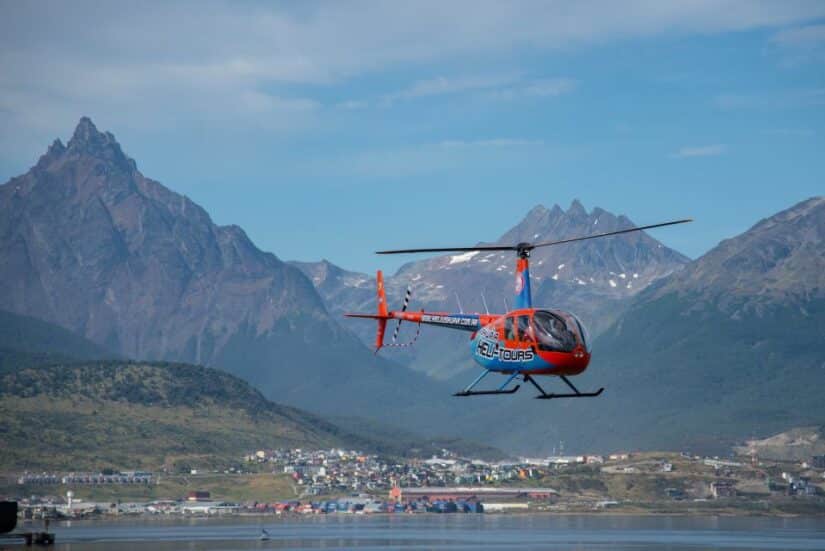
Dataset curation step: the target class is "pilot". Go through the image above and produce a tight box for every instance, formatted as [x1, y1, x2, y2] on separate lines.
[552, 318, 577, 351]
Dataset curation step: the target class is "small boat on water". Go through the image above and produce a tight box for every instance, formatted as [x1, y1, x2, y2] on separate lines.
[260, 528, 270, 541]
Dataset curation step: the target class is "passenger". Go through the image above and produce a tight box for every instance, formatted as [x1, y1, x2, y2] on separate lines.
[551, 318, 576, 351]
[533, 311, 577, 352]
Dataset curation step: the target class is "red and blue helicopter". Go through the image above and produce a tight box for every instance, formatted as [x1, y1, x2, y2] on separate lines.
[347, 219, 691, 400]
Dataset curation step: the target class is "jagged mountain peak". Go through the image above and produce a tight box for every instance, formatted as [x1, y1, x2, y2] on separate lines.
[59, 116, 136, 171]
[524, 204, 549, 216]
[29, 117, 135, 177]
[568, 198, 587, 217]
[69, 116, 103, 144]
[68, 116, 115, 150]
[0, 118, 335, 359]
[47, 138, 66, 155]
[520, 200, 597, 226]
[503, 200, 637, 243]
[493, 200, 686, 275]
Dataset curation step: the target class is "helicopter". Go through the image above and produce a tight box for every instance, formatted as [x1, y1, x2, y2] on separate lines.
[346, 218, 691, 400]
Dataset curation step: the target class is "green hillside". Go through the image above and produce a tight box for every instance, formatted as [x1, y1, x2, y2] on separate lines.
[0, 311, 504, 470]
[0, 360, 505, 471]
[0, 361, 351, 471]
[585, 294, 825, 452]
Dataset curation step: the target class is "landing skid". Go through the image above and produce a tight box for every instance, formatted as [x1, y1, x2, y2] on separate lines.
[453, 370, 603, 400]
[453, 385, 520, 397]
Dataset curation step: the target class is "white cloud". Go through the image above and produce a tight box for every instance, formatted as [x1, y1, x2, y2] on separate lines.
[390, 74, 520, 100]
[1, 1, 824, 152]
[714, 88, 825, 110]
[763, 128, 815, 137]
[771, 23, 825, 48]
[485, 78, 579, 101]
[522, 78, 579, 97]
[353, 75, 576, 108]
[670, 144, 727, 158]
[439, 139, 544, 148]
[371, 74, 520, 107]
[769, 23, 825, 65]
[336, 100, 369, 110]
[305, 139, 554, 179]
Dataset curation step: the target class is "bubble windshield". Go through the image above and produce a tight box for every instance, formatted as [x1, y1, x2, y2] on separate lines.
[532, 310, 589, 352]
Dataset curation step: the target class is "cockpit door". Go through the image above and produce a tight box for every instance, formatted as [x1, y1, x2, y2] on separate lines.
[501, 314, 535, 349]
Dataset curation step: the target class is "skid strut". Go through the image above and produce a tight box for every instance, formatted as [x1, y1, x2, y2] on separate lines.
[528, 374, 604, 400]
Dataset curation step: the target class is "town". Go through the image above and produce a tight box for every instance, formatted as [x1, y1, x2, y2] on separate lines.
[5, 448, 825, 519]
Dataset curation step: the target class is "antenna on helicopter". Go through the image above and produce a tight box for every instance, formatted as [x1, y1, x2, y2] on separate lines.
[455, 292, 464, 314]
[480, 292, 490, 315]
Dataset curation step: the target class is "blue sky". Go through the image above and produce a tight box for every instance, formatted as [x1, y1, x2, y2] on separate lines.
[1, 1, 823, 273]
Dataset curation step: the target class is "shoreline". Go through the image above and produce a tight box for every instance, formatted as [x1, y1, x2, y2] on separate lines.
[15, 506, 825, 523]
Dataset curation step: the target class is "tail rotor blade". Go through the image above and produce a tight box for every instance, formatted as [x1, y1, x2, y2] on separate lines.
[391, 285, 413, 343]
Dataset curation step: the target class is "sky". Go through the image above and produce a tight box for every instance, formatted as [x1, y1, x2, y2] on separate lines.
[1, 1, 823, 274]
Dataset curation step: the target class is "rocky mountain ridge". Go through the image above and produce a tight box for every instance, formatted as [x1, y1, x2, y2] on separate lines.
[578, 196, 825, 452]
[0, 118, 452, 428]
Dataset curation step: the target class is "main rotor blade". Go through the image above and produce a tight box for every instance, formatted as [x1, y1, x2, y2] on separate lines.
[531, 218, 692, 249]
[375, 219, 692, 255]
[376, 245, 515, 254]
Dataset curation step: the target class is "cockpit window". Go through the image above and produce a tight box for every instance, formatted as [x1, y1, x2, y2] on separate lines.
[574, 317, 590, 351]
[532, 310, 579, 352]
[517, 315, 533, 343]
[504, 316, 516, 341]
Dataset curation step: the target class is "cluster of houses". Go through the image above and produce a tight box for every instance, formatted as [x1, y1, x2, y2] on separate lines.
[17, 472, 153, 485]
[245, 448, 607, 497]
[17, 498, 486, 519]
[16, 489, 484, 519]
[8, 449, 824, 519]
[780, 472, 819, 497]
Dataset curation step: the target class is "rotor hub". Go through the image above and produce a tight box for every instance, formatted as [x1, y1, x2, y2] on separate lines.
[516, 243, 532, 258]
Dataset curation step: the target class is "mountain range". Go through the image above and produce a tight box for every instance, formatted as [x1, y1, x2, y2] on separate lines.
[1, 118, 822, 456]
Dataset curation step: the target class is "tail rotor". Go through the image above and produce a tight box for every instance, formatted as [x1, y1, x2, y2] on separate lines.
[344, 272, 420, 352]
[390, 285, 412, 344]
[387, 284, 421, 348]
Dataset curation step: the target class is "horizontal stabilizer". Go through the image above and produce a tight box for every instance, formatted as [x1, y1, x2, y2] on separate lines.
[344, 313, 391, 320]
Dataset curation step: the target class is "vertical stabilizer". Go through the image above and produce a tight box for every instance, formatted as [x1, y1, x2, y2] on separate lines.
[375, 270, 388, 350]
[376, 270, 388, 316]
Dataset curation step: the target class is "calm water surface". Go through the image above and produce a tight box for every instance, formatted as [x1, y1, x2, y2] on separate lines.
[11, 514, 825, 551]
